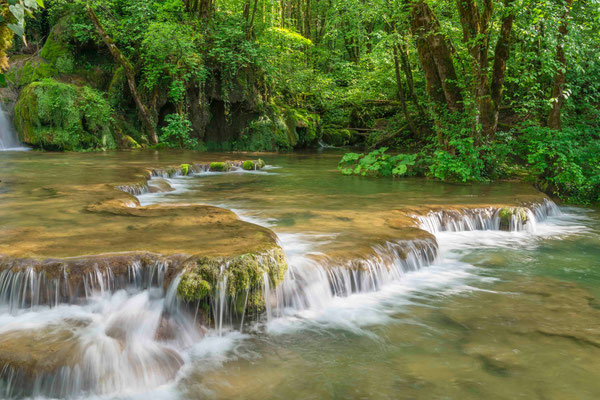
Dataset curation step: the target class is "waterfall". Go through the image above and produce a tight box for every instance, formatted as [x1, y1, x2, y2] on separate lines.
[0, 263, 203, 398]
[269, 199, 560, 319]
[0, 107, 27, 151]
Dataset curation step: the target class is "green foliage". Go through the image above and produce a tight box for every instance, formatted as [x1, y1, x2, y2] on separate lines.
[338, 147, 417, 177]
[516, 123, 600, 203]
[13, 78, 115, 150]
[159, 113, 198, 149]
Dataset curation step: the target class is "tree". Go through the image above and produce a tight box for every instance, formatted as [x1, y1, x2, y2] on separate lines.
[86, 4, 158, 144]
[547, 0, 573, 130]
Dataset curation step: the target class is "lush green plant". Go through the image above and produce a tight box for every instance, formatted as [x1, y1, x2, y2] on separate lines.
[516, 123, 600, 203]
[338, 147, 417, 177]
[159, 113, 198, 149]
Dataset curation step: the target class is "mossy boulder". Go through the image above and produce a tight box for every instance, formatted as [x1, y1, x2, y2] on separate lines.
[209, 162, 231, 172]
[13, 79, 116, 151]
[287, 108, 321, 147]
[8, 57, 59, 88]
[242, 159, 265, 170]
[40, 17, 74, 75]
[180, 164, 191, 176]
[498, 207, 529, 230]
[322, 127, 351, 146]
[177, 247, 288, 312]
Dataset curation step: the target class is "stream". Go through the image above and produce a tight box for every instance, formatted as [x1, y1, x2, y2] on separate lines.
[0, 151, 599, 399]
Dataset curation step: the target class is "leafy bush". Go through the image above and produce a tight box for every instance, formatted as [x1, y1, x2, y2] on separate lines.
[160, 113, 198, 149]
[516, 123, 600, 203]
[338, 147, 417, 177]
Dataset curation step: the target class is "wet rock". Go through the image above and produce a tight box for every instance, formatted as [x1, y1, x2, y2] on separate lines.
[147, 178, 175, 193]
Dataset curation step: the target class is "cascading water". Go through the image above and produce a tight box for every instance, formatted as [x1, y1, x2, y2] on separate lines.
[0, 106, 27, 151]
[0, 155, 565, 400]
[0, 264, 203, 399]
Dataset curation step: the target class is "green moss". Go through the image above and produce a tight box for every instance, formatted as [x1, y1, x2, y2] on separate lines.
[40, 18, 73, 72]
[121, 135, 141, 149]
[14, 58, 58, 87]
[288, 108, 321, 147]
[210, 162, 231, 172]
[498, 207, 529, 230]
[242, 160, 255, 170]
[178, 272, 212, 302]
[322, 127, 351, 146]
[176, 248, 288, 310]
[13, 79, 116, 151]
[181, 164, 191, 175]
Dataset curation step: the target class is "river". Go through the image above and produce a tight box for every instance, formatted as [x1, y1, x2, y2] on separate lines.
[0, 150, 599, 399]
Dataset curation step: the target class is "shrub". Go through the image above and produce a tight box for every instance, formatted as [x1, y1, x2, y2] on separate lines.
[338, 147, 417, 177]
[516, 122, 600, 203]
[159, 113, 198, 149]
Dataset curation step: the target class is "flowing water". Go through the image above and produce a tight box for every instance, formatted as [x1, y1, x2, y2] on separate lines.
[0, 150, 599, 399]
[0, 108, 28, 151]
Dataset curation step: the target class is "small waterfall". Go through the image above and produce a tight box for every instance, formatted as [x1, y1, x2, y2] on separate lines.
[0, 263, 203, 399]
[272, 239, 438, 316]
[0, 107, 27, 151]
[415, 199, 559, 234]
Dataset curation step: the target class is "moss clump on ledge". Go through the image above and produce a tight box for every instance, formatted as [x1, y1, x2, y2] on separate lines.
[210, 162, 231, 172]
[498, 207, 529, 230]
[180, 164, 191, 176]
[242, 159, 265, 170]
[177, 247, 288, 311]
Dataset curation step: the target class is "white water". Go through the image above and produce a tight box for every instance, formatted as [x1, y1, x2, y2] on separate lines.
[0, 107, 28, 151]
[0, 165, 587, 398]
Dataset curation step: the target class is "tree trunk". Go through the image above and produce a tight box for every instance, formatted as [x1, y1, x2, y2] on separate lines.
[547, 0, 573, 130]
[410, 1, 463, 112]
[305, 0, 311, 39]
[247, 0, 259, 38]
[86, 5, 158, 144]
[393, 44, 418, 135]
[489, 0, 515, 134]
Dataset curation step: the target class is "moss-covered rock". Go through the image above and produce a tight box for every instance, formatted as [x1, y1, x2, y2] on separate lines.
[10, 58, 59, 88]
[177, 247, 288, 311]
[322, 127, 351, 146]
[180, 164, 191, 176]
[498, 207, 529, 230]
[209, 162, 231, 172]
[40, 17, 74, 74]
[287, 108, 321, 147]
[13, 79, 116, 151]
[242, 159, 265, 170]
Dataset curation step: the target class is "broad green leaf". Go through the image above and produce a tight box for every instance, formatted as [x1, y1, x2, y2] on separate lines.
[7, 23, 24, 37]
[9, 4, 24, 21]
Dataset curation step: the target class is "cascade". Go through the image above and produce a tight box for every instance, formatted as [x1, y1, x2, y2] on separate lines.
[0, 107, 27, 151]
[0, 191, 562, 398]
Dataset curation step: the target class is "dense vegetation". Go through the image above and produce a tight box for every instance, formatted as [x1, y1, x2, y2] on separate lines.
[0, 0, 599, 203]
